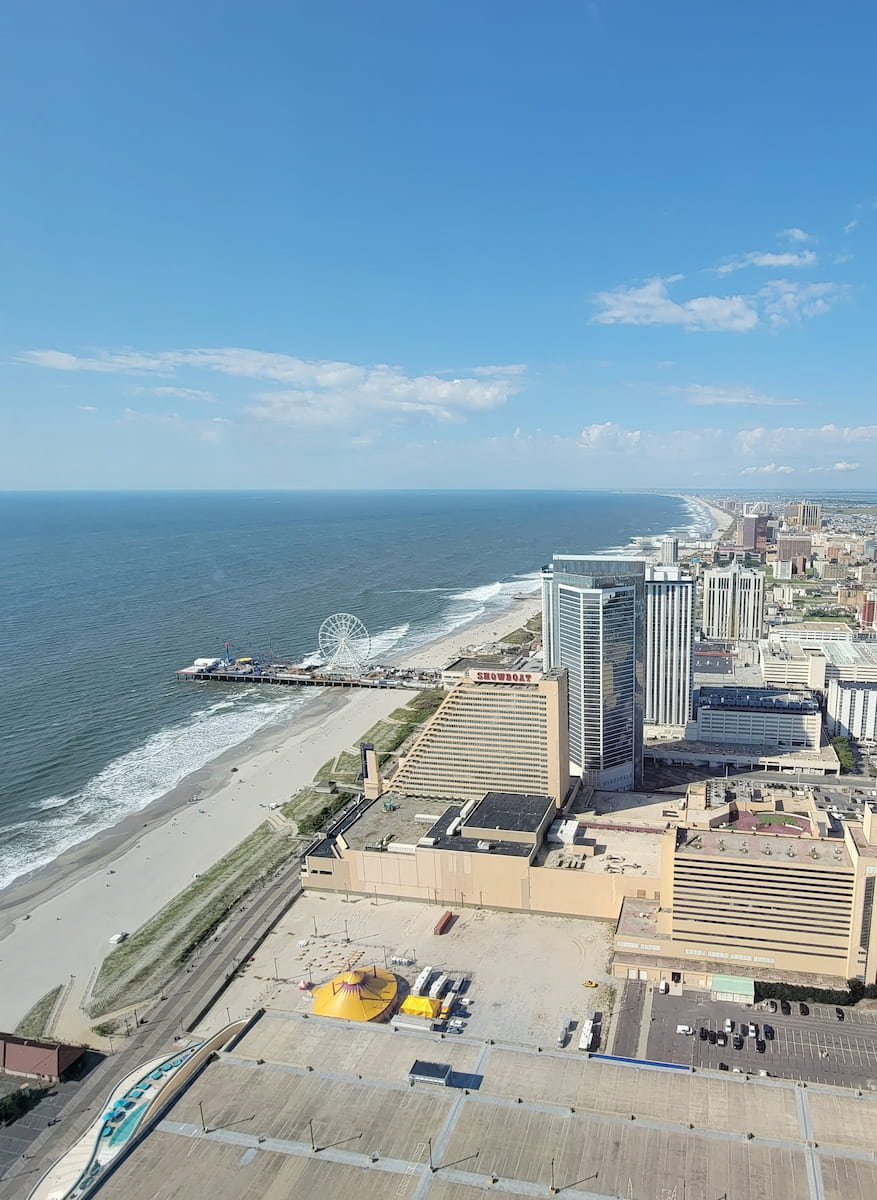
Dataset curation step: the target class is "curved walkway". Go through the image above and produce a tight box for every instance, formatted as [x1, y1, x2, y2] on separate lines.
[27, 1022, 246, 1200]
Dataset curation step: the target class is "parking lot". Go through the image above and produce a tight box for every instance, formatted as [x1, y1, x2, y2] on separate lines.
[646, 991, 877, 1088]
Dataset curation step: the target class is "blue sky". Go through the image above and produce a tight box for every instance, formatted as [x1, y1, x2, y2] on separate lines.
[2, 1, 876, 489]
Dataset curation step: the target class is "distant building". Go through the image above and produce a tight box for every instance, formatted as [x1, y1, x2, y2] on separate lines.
[390, 668, 570, 805]
[785, 500, 822, 530]
[645, 566, 694, 727]
[701, 563, 764, 641]
[659, 536, 679, 565]
[542, 555, 645, 790]
[690, 686, 822, 749]
[827, 679, 877, 742]
[777, 535, 812, 562]
[738, 513, 769, 552]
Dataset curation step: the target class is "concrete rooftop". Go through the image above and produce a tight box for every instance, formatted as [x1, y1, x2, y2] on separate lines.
[96, 1009, 877, 1200]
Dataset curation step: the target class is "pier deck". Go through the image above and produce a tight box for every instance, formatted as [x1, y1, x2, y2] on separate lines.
[175, 665, 440, 689]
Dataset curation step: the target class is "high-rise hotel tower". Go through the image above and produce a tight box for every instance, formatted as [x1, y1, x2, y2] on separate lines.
[542, 555, 645, 791]
[701, 562, 764, 641]
[645, 565, 694, 727]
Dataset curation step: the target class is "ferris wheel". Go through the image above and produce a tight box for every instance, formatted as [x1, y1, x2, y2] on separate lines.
[318, 612, 372, 674]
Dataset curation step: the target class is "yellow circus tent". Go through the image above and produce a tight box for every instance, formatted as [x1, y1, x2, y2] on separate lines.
[311, 966, 398, 1022]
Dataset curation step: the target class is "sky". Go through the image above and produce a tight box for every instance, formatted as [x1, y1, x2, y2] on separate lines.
[2, 1, 876, 490]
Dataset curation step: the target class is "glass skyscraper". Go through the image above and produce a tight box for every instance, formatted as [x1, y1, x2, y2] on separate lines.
[542, 555, 645, 790]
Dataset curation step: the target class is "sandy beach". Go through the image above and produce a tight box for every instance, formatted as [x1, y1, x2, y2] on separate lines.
[0, 592, 542, 1032]
[692, 495, 735, 541]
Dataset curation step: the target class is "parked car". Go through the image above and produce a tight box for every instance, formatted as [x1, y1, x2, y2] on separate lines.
[756, 1039, 766, 1054]
[799, 1003, 810, 1016]
[723, 1018, 734, 1033]
[766, 1000, 778, 1014]
[780, 1000, 791, 1016]
[835, 1007, 845, 1022]
[698, 1027, 708, 1041]
[708, 1030, 717, 1044]
[718, 1062, 729, 1071]
[676, 1025, 694, 1035]
[733, 1035, 744, 1050]
[747, 1023, 759, 1038]
[716, 1032, 727, 1047]
[763, 1024, 775, 1040]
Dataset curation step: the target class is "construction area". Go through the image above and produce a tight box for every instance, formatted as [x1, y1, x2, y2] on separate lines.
[95, 1008, 877, 1200]
[192, 893, 616, 1048]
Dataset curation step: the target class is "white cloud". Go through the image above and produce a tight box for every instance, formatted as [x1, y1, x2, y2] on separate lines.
[778, 228, 813, 243]
[737, 423, 877, 457]
[684, 384, 799, 408]
[592, 278, 758, 332]
[739, 463, 795, 475]
[810, 460, 861, 473]
[77, 405, 97, 412]
[757, 279, 846, 326]
[469, 364, 527, 377]
[144, 386, 216, 402]
[578, 422, 641, 451]
[21, 349, 175, 374]
[716, 250, 817, 275]
[19, 346, 522, 427]
[843, 219, 858, 233]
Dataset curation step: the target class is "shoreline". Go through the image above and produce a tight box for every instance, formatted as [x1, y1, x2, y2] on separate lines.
[0, 497, 687, 1028]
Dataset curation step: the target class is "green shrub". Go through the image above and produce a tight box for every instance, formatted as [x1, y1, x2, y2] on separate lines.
[831, 736, 855, 773]
[756, 979, 877, 1007]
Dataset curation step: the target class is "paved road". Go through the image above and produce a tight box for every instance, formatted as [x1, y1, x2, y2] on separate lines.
[0, 863, 303, 1200]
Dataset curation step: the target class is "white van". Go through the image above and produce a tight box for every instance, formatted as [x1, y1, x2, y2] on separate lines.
[109, 931, 129, 945]
[675, 1024, 694, 1035]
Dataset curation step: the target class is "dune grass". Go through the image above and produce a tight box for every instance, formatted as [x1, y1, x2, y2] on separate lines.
[14, 985, 62, 1039]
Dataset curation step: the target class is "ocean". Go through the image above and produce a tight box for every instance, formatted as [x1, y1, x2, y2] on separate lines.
[0, 490, 703, 890]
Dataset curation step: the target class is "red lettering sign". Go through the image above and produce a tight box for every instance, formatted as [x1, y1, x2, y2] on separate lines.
[473, 670, 534, 683]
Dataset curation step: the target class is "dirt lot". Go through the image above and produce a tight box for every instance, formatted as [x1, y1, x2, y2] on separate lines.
[194, 891, 616, 1048]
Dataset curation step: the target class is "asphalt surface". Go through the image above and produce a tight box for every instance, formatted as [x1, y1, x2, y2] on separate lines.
[0, 862, 303, 1200]
[646, 990, 877, 1088]
[611, 980, 646, 1057]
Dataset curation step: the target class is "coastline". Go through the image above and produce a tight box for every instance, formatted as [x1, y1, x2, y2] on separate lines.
[0, 499, 686, 1029]
[0, 594, 544, 1031]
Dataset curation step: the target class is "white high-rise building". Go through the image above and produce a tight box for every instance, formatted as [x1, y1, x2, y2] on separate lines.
[645, 566, 694, 727]
[659, 536, 679, 565]
[542, 555, 645, 791]
[827, 679, 877, 742]
[701, 563, 764, 641]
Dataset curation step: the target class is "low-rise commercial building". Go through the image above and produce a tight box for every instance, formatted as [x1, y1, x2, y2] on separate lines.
[759, 641, 827, 689]
[688, 686, 822, 750]
[301, 789, 659, 920]
[769, 621, 858, 645]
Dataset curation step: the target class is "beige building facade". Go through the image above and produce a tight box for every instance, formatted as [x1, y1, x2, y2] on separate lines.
[614, 800, 877, 987]
[389, 668, 570, 805]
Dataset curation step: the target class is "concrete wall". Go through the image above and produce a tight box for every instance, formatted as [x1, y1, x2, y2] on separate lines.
[305, 841, 658, 921]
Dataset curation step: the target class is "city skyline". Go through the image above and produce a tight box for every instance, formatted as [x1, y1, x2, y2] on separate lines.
[2, 2, 877, 489]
